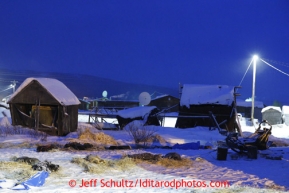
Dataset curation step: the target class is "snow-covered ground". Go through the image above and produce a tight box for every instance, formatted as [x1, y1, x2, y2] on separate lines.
[0, 113, 289, 193]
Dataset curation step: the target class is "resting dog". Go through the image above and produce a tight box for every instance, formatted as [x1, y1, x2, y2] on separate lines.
[14, 156, 59, 172]
[15, 156, 40, 165]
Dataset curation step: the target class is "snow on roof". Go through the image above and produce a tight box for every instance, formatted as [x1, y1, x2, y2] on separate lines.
[261, 106, 281, 113]
[8, 77, 80, 106]
[282, 106, 289, 114]
[78, 98, 90, 104]
[151, 94, 178, 100]
[236, 99, 264, 108]
[117, 106, 157, 118]
[180, 84, 234, 108]
[152, 94, 169, 100]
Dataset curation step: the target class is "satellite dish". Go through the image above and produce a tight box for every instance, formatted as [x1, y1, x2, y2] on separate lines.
[102, 90, 108, 98]
[139, 92, 151, 106]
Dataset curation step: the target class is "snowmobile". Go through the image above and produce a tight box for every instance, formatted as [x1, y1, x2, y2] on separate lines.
[226, 120, 273, 153]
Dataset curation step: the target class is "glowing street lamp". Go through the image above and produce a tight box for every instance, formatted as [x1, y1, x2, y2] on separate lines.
[251, 55, 259, 122]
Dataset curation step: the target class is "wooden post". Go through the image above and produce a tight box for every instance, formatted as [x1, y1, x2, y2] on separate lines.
[35, 99, 40, 131]
[217, 147, 228, 160]
[247, 145, 258, 159]
[234, 86, 243, 136]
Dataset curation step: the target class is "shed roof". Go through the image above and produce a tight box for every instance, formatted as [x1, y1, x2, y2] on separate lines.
[8, 77, 80, 106]
[151, 94, 178, 100]
[117, 106, 157, 119]
[282, 106, 289, 114]
[261, 106, 281, 113]
[180, 84, 234, 108]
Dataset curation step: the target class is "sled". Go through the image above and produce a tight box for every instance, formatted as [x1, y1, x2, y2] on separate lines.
[226, 120, 273, 153]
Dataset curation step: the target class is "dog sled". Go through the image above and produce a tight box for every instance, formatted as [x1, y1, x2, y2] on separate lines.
[226, 120, 273, 153]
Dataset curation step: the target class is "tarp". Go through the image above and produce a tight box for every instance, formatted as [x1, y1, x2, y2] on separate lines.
[172, 141, 200, 150]
[0, 171, 49, 190]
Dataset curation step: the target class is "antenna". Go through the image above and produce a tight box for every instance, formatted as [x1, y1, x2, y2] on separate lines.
[102, 90, 108, 98]
[11, 80, 18, 93]
[139, 92, 151, 106]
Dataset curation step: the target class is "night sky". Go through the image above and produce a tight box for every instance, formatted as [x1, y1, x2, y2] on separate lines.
[0, 0, 289, 105]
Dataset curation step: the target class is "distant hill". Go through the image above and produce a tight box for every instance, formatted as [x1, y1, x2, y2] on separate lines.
[0, 69, 179, 101]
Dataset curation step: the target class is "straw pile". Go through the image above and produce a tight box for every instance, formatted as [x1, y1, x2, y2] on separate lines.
[0, 161, 36, 182]
[77, 128, 118, 145]
[155, 157, 193, 168]
[125, 152, 193, 168]
[0, 141, 36, 149]
[71, 155, 135, 174]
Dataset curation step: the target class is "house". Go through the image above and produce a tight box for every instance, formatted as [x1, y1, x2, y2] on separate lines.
[7, 78, 80, 136]
[148, 95, 179, 112]
[116, 106, 160, 129]
[175, 84, 237, 132]
[236, 99, 264, 122]
[262, 106, 282, 125]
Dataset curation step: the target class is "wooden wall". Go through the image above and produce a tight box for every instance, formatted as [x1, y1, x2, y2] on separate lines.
[8, 80, 79, 136]
[175, 103, 235, 131]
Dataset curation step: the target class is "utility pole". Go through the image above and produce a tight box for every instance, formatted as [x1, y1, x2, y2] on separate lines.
[11, 80, 18, 93]
[251, 55, 258, 123]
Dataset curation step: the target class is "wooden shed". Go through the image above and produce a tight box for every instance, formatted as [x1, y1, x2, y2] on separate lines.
[149, 95, 179, 112]
[261, 106, 282, 125]
[116, 106, 160, 129]
[7, 77, 80, 136]
[175, 84, 237, 132]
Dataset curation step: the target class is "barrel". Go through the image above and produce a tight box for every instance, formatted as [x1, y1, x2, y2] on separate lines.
[217, 147, 228, 161]
[247, 145, 258, 159]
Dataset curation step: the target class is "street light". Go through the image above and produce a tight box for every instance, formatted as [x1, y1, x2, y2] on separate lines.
[251, 55, 259, 122]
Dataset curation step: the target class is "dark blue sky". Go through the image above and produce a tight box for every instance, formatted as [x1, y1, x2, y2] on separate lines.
[0, 0, 289, 105]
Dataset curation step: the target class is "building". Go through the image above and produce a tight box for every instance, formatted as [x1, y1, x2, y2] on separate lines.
[7, 77, 80, 136]
[148, 95, 179, 112]
[175, 84, 237, 132]
[236, 99, 264, 122]
[116, 106, 160, 129]
[261, 106, 282, 125]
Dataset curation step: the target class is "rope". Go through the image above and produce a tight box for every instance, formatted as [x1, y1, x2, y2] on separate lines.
[237, 57, 289, 89]
[0, 86, 13, 93]
[238, 58, 253, 87]
[260, 58, 289, 77]
[261, 58, 289, 68]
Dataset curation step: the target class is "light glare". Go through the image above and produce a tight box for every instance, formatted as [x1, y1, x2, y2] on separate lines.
[253, 55, 259, 61]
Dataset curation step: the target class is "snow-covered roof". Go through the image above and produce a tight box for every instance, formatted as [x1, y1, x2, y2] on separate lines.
[236, 99, 264, 108]
[180, 84, 234, 108]
[8, 77, 80, 106]
[282, 106, 289, 114]
[152, 94, 169, 100]
[78, 99, 91, 104]
[261, 106, 281, 113]
[117, 106, 157, 118]
[151, 94, 178, 101]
